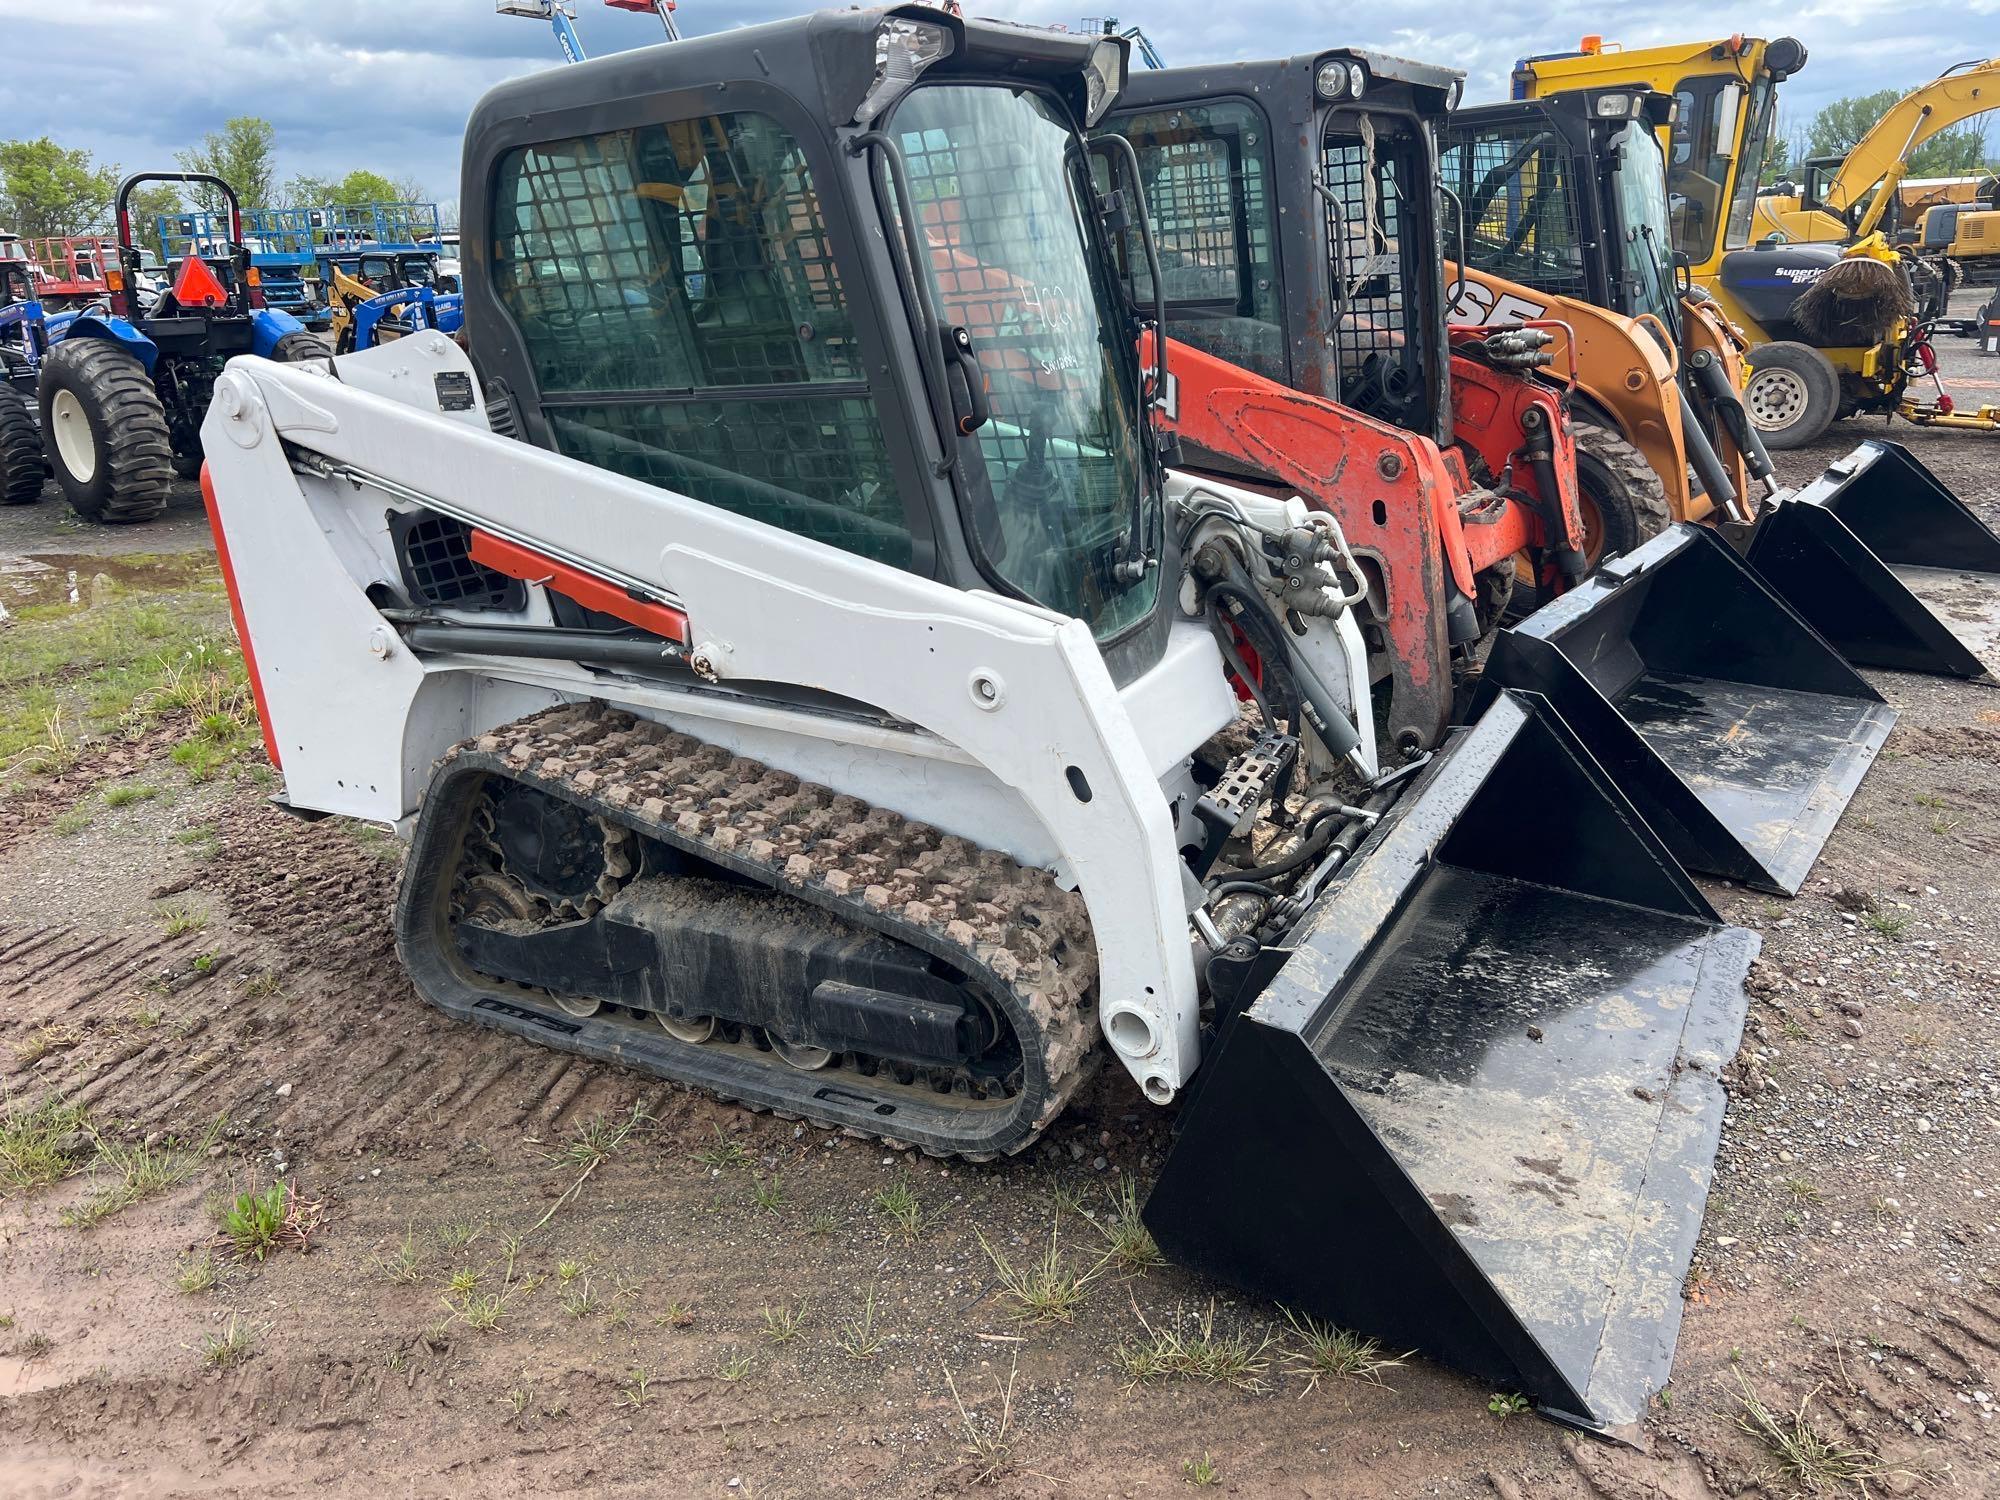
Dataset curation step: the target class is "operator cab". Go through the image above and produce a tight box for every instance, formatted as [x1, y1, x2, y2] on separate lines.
[1442, 88, 1682, 341]
[1099, 51, 1458, 447]
[463, 5, 1175, 681]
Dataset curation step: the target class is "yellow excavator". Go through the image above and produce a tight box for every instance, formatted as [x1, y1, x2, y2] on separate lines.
[1513, 37, 1997, 443]
[1752, 56, 1998, 281]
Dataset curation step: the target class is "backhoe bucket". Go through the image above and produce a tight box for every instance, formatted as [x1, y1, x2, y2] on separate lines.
[1147, 690, 1756, 1433]
[1744, 440, 2000, 680]
[1482, 524, 1894, 895]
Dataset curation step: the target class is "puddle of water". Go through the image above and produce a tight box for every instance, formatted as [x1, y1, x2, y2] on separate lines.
[0, 550, 213, 623]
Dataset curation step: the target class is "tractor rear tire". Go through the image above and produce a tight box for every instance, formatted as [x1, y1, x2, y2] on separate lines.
[0, 382, 45, 506]
[272, 331, 334, 364]
[1744, 342, 1840, 450]
[38, 340, 173, 524]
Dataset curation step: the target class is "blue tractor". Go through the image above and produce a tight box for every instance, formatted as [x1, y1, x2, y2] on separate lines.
[38, 172, 329, 523]
[0, 236, 51, 504]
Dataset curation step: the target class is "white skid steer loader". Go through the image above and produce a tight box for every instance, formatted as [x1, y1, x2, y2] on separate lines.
[202, 6, 1760, 1433]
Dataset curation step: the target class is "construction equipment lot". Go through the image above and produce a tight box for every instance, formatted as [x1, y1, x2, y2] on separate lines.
[2, 292, 1996, 1498]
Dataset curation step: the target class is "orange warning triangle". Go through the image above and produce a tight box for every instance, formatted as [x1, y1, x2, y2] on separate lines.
[171, 254, 230, 309]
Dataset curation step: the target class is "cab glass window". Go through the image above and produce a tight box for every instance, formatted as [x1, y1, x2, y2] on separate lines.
[1666, 76, 1745, 264]
[1104, 100, 1287, 383]
[1441, 120, 1588, 301]
[492, 112, 910, 568]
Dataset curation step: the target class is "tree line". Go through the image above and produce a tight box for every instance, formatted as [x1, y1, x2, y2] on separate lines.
[1, 116, 436, 251]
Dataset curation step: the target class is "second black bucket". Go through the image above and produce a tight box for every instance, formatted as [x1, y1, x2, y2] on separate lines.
[1746, 440, 2000, 680]
[1482, 523, 1894, 895]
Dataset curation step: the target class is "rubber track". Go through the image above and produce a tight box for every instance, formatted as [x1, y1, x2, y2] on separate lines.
[0, 382, 42, 505]
[42, 340, 172, 523]
[420, 702, 1103, 1157]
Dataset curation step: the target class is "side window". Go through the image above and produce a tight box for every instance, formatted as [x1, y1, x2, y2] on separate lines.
[1320, 116, 1432, 435]
[1670, 92, 1695, 165]
[1108, 101, 1286, 383]
[1664, 77, 1742, 265]
[1440, 121, 1587, 301]
[492, 112, 911, 569]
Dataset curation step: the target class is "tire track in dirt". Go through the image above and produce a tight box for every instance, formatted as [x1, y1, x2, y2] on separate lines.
[2, 788, 686, 1156]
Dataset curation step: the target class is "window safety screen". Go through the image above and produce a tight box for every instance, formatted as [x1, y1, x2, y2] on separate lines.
[1110, 101, 1287, 383]
[1320, 118, 1430, 435]
[493, 112, 911, 568]
[1441, 123, 1589, 301]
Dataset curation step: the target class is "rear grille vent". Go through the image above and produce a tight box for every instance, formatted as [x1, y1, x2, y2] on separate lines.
[391, 510, 524, 612]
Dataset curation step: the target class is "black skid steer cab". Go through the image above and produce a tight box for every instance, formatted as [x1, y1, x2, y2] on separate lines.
[194, 6, 1927, 1434]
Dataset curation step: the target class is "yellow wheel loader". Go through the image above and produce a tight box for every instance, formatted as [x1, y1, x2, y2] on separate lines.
[1513, 37, 2000, 442]
[196, 8, 1906, 1432]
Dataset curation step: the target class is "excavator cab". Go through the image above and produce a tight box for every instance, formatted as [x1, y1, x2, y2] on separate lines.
[206, 7, 1770, 1431]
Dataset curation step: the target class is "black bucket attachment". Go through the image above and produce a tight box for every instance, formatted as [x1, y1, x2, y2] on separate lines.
[1147, 690, 1756, 1433]
[1481, 524, 1894, 895]
[1744, 440, 2000, 680]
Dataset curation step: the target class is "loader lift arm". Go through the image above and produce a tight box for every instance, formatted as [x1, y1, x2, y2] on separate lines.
[1818, 58, 2000, 240]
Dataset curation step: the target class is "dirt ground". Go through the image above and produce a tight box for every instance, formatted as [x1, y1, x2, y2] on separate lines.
[2, 297, 1997, 1499]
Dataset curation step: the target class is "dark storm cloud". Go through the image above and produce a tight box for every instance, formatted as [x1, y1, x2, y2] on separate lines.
[0, 0, 1975, 211]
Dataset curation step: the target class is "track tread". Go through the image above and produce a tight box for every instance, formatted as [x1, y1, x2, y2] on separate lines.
[412, 703, 1101, 1158]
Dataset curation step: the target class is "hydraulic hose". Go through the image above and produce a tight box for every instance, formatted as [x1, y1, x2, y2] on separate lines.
[1205, 572, 1363, 763]
[1519, 408, 1588, 585]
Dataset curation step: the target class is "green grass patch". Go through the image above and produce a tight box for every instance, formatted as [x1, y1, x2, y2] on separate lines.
[60, 1116, 226, 1229]
[0, 1096, 89, 1192]
[1, 559, 238, 776]
[49, 806, 92, 837]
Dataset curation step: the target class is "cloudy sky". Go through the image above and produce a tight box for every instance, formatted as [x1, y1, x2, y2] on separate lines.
[2, 0, 1992, 214]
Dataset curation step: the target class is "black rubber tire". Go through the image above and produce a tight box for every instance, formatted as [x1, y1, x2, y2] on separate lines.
[0, 382, 45, 505]
[1572, 422, 1673, 563]
[1743, 341, 1840, 450]
[271, 331, 334, 363]
[37, 340, 173, 524]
